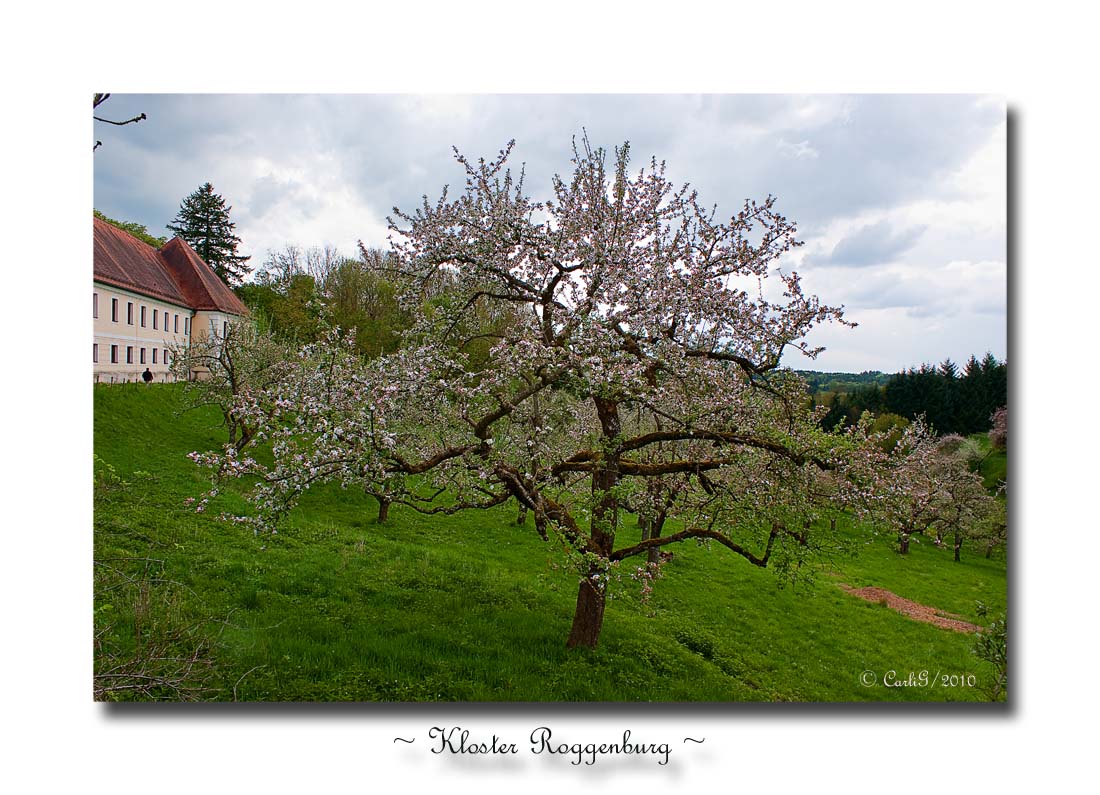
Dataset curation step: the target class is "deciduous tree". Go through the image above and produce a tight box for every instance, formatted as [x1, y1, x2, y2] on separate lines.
[928, 435, 997, 562]
[191, 137, 888, 649]
[93, 209, 167, 249]
[862, 423, 997, 558]
[989, 406, 1007, 450]
[169, 320, 291, 450]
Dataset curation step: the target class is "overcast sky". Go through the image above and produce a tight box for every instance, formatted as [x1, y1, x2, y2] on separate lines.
[92, 93, 1006, 374]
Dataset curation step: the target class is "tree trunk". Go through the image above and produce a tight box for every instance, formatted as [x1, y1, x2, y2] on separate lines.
[566, 576, 607, 649]
[566, 396, 620, 650]
[377, 497, 390, 523]
[954, 531, 962, 562]
[898, 532, 910, 554]
[647, 511, 666, 566]
[516, 504, 528, 525]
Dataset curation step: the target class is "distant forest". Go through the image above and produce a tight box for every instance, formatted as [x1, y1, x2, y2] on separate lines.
[797, 353, 1008, 436]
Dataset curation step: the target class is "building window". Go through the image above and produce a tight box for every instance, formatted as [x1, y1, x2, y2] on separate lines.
[111, 298, 118, 322]
[164, 350, 171, 367]
[153, 309, 158, 330]
[93, 293, 98, 319]
[110, 345, 119, 363]
[127, 302, 134, 325]
[184, 317, 190, 336]
[152, 348, 158, 364]
[140, 348, 146, 364]
[223, 320, 228, 338]
[126, 346, 133, 364]
[93, 344, 99, 363]
[174, 314, 179, 333]
[140, 306, 147, 327]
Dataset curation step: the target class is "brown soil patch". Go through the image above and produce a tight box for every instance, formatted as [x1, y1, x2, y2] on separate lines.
[839, 585, 982, 633]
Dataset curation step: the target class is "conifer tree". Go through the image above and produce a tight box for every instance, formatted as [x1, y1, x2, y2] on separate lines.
[167, 183, 251, 286]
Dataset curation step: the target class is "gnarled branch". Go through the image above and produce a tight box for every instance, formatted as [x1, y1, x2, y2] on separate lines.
[611, 524, 780, 567]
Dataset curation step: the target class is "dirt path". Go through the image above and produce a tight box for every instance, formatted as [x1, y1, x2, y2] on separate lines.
[838, 585, 982, 633]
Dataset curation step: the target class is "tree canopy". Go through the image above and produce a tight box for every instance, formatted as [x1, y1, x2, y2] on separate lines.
[93, 209, 167, 249]
[238, 243, 409, 359]
[167, 183, 252, 286]
[190, 138, 929, 648]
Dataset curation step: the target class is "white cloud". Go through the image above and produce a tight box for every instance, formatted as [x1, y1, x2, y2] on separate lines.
[776, 138, 820, 160]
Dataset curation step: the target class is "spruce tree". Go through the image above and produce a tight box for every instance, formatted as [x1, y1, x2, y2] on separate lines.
[166, 182, 251, 286]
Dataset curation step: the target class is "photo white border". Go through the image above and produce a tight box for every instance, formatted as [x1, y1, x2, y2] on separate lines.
[6, 1, 1093, 792]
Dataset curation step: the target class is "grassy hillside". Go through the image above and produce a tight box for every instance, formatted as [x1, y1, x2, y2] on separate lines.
[973, 433, 1008, 491]
[93, 383, 1007, 702]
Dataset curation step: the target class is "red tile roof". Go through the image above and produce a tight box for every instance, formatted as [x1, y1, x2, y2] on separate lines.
[93, 216, 248, 316]
[93, 216, 190, 306]
[160, 238, 249, 315]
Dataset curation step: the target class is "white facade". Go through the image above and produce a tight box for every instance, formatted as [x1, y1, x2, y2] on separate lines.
[93, 216, 249, 384]
[93, 283, 193, 383]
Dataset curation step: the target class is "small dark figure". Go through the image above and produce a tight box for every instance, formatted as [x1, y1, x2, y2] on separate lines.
[142, 367, 153, 383]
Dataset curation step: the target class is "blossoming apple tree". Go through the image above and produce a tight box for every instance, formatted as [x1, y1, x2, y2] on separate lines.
[852, 421, 997, 558]
[169, 320, 292, 451]
[192, 137, 887, 649]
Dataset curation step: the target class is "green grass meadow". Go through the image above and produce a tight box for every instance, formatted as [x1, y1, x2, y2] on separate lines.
[93, 383, 1007, 702]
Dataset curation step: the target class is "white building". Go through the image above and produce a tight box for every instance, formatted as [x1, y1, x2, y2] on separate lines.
[93, 216, 248, 383]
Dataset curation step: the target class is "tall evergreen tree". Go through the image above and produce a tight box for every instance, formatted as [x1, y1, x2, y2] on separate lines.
[936, 358, 960, 431]
[958, 355, 986, 433]
[983, 353, 1008, 415]
[166, 183, 251, 286]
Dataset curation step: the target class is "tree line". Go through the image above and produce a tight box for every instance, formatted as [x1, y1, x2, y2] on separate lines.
[795, 369, 890, 395]
[814, 353, 1007, 435]
[234, 243, 412, 360]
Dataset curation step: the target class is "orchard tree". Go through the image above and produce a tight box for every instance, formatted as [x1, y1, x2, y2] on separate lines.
[169, 320, 292, 451]
[927, 435, 997, 562]
[191, 137, 885, 649]
[863, 423, 997, 558]
[167, 183, 252, 286]
[861, 420, 942, 554]
[989, 406, 1007, 450]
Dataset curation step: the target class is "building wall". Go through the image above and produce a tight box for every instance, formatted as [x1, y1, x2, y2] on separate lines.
[93, 282, 192, 383]
[192, 310, 235, 344]
[187, 310, 239, 381]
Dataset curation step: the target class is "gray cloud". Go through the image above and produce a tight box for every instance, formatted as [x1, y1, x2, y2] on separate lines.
[92, 93, 1006, 372]
[94, 93, 1002, 236]
[820, 219, 927, 267]
[246, 173, 298, 220]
